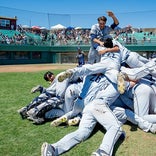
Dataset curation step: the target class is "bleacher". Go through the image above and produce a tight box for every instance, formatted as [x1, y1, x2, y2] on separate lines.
[0, 29, 20, 37]
[115, 31, 156, 46]
[1, 27, 156, 47]
[0, 29, 43, 45]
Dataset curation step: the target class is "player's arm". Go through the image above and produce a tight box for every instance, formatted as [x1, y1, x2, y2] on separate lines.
[93, 38, 104, 46]
[98, 45, 119, 54]
[107, 11, 119, 29]
[90, 25, 104, 46]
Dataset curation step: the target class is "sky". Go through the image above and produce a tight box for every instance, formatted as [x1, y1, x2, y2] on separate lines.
[0, 0, 156, 29]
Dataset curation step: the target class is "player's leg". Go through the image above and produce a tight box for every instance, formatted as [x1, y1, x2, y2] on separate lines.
[133, 83, 156, 123]
[27, 92, 51, 110]
[50, 97, 84, 127]
[125, 108, 156, 133]
[28, 108, 64, 124]
[41, 104, 97, 155]
[91, 82, 122, 156]
[110, 105, 127, 126]
[27, 96, 63, 119]
[88, 47, 99, 64]
[51, 74, 99, 127]
[112, 92, 156, 133]
[150, 84, 156, 114]
[63, 82, 83, 113]
[89, 99, 123, 156]
[120, 58, 156, 81]
[17, 92, 50, 119]
[111, 105, 156, 134]
[45, 108, 64, 120]
[126, 51, 148, 68]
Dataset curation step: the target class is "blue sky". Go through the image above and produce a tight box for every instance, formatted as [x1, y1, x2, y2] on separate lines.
[0, 0, 156, 29]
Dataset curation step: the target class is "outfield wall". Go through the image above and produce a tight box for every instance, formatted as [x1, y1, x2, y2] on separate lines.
[0, 44, 156, 65]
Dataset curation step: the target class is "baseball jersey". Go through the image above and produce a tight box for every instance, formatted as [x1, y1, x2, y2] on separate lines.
[112, 39, 131, 63]
[90, 24, 113, 48]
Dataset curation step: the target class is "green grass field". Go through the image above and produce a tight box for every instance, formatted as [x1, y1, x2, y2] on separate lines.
[0, 70, 156, 156]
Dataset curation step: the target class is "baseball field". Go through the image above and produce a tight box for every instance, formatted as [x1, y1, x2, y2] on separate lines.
[0, 63, 155, 156]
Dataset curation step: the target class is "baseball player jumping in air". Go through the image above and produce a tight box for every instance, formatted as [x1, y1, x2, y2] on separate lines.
[88, 11, 119, 64]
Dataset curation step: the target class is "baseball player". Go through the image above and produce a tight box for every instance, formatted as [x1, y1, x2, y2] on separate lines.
[51, 74, 110, 127]
[45, 80, 83, 126]
[57, 38, 156, 95]
[17, 71, 76, 122]
[41, 104, 156, 156]
[41, 73, 156, 156]
[50, 37, 126, 127]
[42, 74, 124, 156]
[30, 71, 56, 94]
[88, 11, 119, 64]
[97, 38, 156, 93]
[120, 79, 156, 123]
[27, 74, 83, 124]
[116, 60, 156, 96]
[44, 72, 156, 133]
[17, 71, 56, 119]
[76, 47, 85, 67]
[110, 99, 156, 133]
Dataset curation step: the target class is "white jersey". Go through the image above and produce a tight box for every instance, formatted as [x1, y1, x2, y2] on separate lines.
[46, 73, 69, 98]
[112, 39, 130, 63]
[90, 24, 112, 47]
[96, 46, 121, 70]
[79, 74, 109, 105]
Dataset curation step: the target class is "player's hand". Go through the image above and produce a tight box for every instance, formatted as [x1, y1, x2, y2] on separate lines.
[129, 81, 137, 88]
[99, 41, 104, 46]
[107, 11, 114, 17]
[30, 85, 42, 94]
[129, 79, 139, 88]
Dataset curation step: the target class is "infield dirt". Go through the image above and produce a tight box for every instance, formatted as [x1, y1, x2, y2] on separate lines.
[0, 63, 77, 73]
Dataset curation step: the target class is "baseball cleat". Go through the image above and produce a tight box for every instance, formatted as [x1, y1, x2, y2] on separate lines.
[50, 115, 67, 127]
[67, 117, 80, 126]
[27, 116, 45, 124]
[41, 142, 56, 156]
[17, 107, 28, 119]
[31, 85, 42, 93]
[150, 124, 156, 134]
[58, 71, 73, 82]
[91, 149, 109, 156]
[119, 131, 126, 141]
[117, 72, 127, 94]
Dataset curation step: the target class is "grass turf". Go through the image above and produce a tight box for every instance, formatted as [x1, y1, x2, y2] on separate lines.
[0, 71, 156, 156]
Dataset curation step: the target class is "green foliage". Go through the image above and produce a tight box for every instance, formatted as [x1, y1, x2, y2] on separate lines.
[0, 71, 156, 156]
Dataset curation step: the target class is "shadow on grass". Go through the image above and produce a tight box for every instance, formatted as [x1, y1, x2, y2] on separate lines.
[113, 121, 138, 156]
[88, 123, 127, 156]
[32, 119, 137, 155]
